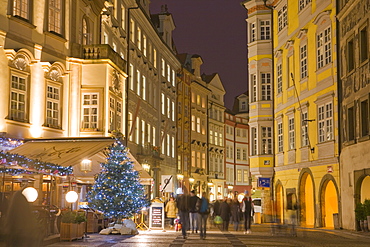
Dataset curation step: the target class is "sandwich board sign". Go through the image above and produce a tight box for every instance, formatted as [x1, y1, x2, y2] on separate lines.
[149, 202, 165, 231]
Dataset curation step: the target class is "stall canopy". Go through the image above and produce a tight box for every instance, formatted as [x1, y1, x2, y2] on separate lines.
[8, 137, 152, 185]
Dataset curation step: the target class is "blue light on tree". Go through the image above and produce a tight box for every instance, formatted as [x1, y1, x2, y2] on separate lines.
[87, 135, 149, 221]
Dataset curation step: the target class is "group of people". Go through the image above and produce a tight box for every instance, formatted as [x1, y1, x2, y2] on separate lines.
[165, 190, 210, 239]
[213, 196, 254, 234]
[164, 189, 255, 240]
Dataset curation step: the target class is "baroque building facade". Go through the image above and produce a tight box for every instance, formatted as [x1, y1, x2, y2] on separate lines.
[242, 0, 340, 227]
[0, 0, 181, 211]
[337, 0, 370, 230]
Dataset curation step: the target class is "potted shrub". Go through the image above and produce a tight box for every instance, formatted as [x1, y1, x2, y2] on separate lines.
[364, 199, 370, 231]
[60, 211, 86, 241]
[355, 202, 366, 231]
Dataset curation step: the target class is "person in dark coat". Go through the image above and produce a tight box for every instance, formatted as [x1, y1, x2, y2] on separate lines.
[3, 189, 42, 246]
[219, 198, 231, 231]
[242, 195, 253, 234]
[176, 188, 190, 239]
[189, 190, 200, 233]
[230, 197, 241, 231]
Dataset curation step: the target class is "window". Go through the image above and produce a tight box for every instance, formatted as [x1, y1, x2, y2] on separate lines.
[361, 100, 369, 137]
[250, 23, 256, 42]
[143, 35, 147, 56]
[49, 0, 62, 34]
[241, 101, 246, 110]
[161, 59, 165, 77]
[10, 74, 27, 121]
[137, 27, 141, 49]
[318, 102, 333, 142]
[191, 115, 195, 131]
[262, 127, 272, 154]
[167, 97, 170, 118]
[153, 49, 157, 68]
[261, 73, 271, 100]
[109, 97, 122, 132]
[142, 75, 146, 100]
[317, 27, 331, 69]
[252, 127, 257, 155]
[260, 20, 270, 40]
[278, 5, 288, 32]
[347, 38, 355, 72]
[82, 93, 99, 129]
[243, 170, 249, 183]
[82, 18, 89, 45]
[277, 63, 282, 93]
[136, 70, 140, 95]
[161, 93, 165, 115]
[237, 170, 242, 182]
[121, 5, 125, 29]
[128, 112, 133, 141]
[278, 122, 283, 152]
[251, 74, 257, 102]
[129, 64, 134, 90]
[348, 106, 355, 141]
[242, 149, 247, 160]
[130, 19, 135, 42]
[226, 146, 229, 158]
[46, 84, 61, 128]
[299, 0, 311, 11]
[301, 112, 309, 146]
[167, 64, 171, 82]
[196, 117, 201, 133]
[300, 45, 307, 79]
[202, 153, 206, 169]
[289, 118, 295, 149]
[103, 32, 108, 44]
[171, 101, 175, 121]
[360, 27, 368, 63]
[13, 0, 29, 20]
[237, 148, 241, 160]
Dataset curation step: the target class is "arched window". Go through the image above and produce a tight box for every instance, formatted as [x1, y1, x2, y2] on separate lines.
[82, 17, 89, 45]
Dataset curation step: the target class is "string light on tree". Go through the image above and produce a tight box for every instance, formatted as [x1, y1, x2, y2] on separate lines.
[87, 134, 149, 221]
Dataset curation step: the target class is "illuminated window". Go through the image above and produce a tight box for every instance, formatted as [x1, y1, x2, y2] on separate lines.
[318, 102, 333, 142]
[49, 0, 62, 34]
[10, 74, 27, 122]
[262, 127, 272, 154]
[301, 112, 308, 146]
[13, 0, 29, 20]
[82, 18, 89, 45]
[46, 84, 61, 128]
[82, 93, 99, 129]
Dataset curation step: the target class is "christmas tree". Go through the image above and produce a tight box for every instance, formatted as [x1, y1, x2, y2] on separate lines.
[87, 136, 149, 221]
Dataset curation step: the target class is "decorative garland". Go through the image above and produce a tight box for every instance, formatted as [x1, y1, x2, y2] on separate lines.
[0, 151, 73, 176]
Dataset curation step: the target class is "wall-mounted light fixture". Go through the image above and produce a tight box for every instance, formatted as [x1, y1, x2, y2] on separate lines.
[80, 159, 92, 173]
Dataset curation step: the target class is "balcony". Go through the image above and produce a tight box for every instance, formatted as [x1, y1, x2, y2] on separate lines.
[83, 44, 127, 72]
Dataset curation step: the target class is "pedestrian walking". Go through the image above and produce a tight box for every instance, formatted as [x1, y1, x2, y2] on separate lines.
[165, 196, 178, 229]
[197, 193, 210, 240]
[219, 198, 231, 231]
[189, 190, 200, 234]
[230, 197, 241, 231]
[242, 195, 254, 234]
[176, 188, 190, 239]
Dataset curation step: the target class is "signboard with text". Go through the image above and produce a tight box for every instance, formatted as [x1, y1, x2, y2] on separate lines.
[149, 202, 165, 230]
[258, 177, 271, 188]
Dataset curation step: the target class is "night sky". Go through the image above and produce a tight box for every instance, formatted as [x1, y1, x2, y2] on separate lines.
[150, 0, 248, 110]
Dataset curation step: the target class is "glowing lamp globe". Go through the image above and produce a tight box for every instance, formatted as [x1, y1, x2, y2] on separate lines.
[22, 187, 38, 202]
[65, 191, 78, 203]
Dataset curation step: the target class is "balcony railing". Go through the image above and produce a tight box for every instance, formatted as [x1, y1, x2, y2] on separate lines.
[83, 44, 127, 72]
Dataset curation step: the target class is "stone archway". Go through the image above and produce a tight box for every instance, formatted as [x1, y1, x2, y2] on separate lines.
[299, 171, 315, 227]
[319, 176, 339, 228]
[275, 182, 284, 224]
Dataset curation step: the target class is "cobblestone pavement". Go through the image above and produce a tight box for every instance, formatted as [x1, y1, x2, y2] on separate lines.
[46, 224, 370, 247]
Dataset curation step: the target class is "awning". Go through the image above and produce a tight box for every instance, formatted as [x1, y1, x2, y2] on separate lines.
[9, 137, 152, 185]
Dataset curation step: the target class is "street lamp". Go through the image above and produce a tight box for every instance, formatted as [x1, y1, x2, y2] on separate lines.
[22, 187, 38, 202]
[66, 190, 78, 210]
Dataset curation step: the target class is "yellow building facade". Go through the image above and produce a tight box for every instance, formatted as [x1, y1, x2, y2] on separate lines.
[272, 0, 340, 228]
